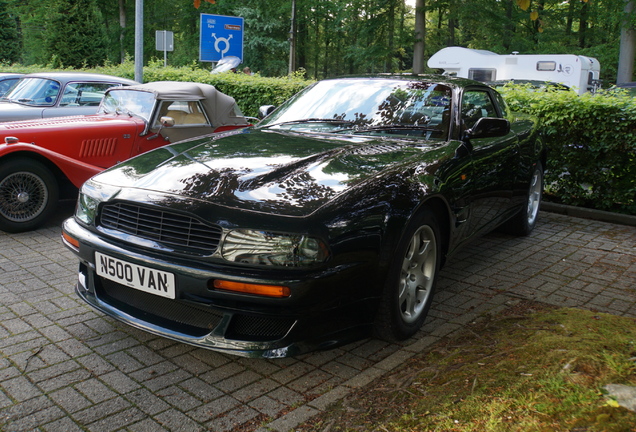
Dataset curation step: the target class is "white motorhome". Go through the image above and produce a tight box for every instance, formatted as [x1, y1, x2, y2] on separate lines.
[427, 46, 601, 95]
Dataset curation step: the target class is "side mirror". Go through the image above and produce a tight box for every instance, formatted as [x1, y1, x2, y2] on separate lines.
[160, 116, 176, 127]
[147, 116, 176, 141]
[465, 117, 510, 139]
[258, 105, 276, 119]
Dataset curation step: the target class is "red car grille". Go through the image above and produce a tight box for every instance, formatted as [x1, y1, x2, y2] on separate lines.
[99, 202, 222, 255]
[79, 138, 118, 157]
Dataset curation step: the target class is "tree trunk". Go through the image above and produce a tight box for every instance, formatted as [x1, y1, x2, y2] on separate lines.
[119, 0, 126, 64]
[503, 0, 514, 51]
[412, 0, 425, 73]
[617, 0, 635, 83]
[386, 0, 395, 72]
[565, 0, 575, 36]
[579, 0, 589, 47]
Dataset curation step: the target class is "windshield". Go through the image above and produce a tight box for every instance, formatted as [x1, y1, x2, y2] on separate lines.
[3, 78, 62, 106]
[259, 78, 452, 139]
[98, 89, 156, 122]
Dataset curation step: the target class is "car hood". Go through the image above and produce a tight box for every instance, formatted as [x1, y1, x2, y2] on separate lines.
[94, 128, 450, 217]
[0, 114, 143, 142]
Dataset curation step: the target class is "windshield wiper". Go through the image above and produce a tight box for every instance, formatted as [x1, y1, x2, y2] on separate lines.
[263, 118, 355, 128]
[334, 124, 437, 134]
[115, 107, 134, 117]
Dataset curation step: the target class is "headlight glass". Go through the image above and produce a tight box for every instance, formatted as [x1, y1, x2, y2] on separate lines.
[75, 180, 120, 225]
[221, 229, 329, 267]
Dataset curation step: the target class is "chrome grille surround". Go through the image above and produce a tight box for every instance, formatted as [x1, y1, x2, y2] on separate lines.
[99, 202, 222, 255]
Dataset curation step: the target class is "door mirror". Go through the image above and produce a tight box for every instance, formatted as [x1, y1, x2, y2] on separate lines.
[258, 105, 276, 119]
[465, 117, 510, 139]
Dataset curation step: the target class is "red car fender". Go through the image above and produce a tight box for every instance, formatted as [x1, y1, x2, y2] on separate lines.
[0, 142, 102, 188]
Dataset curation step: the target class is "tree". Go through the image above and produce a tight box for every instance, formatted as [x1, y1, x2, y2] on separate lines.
[413, 0, 426, 73]
[617, 0, 635, 82]
[0, 0, 20, 63]
[44, 0, 108, 68]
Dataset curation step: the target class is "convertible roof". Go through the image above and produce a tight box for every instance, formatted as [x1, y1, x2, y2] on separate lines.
[111, 81, 247, 127]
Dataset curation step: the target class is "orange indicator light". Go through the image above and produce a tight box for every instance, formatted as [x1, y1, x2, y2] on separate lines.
[62, 231, 80, 249]
[212, 279, 291, 298]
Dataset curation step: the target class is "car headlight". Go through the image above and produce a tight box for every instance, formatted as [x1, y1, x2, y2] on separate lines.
[221, 229, 329, 267]
[75, 180, 120, 225]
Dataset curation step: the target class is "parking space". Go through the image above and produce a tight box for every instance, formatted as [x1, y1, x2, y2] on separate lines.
[0, 203, 634, 431]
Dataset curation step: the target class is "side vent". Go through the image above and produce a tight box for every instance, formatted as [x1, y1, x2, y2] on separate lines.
[79, 138, 117, 158]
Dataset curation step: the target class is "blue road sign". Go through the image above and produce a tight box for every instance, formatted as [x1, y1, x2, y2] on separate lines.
[200, 14, 244, 63]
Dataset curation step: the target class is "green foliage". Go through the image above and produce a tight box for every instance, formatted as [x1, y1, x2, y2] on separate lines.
[43, 0, 108, 68]
[502, 85, 636, 215]
[2, 0, 635, 85]
[0, 0, 20, 64]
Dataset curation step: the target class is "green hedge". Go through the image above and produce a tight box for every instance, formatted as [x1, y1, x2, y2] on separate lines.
[4, 61, 633, 214]
[139, 61, 313, 118]
[501, 85, 636, 215]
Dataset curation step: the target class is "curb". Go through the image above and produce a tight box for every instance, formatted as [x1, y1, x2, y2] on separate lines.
[541, 202, 636, 226]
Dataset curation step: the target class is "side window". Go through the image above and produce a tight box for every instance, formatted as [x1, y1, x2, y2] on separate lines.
[60, 83, 115, 107]
[154, 100, 210, 127]
[493, 92, 509, 118]
[461, 90, 497, 130]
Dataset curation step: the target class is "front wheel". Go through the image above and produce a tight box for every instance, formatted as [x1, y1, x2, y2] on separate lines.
[374, 210, 441, 341]
[0, 158, 59, 233]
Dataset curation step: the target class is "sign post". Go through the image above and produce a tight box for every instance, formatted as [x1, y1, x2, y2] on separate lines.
[156, 30, 174, 67]
[199, 14, 244, 64]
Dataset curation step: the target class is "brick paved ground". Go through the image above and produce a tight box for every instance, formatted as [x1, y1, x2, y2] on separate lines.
[0, 204, 634, 432]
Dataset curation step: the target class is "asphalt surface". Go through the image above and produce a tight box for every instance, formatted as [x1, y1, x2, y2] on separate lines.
[0, 202, 634, 431]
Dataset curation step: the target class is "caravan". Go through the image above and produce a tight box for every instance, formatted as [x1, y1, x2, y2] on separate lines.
[427, 47, 600, 95]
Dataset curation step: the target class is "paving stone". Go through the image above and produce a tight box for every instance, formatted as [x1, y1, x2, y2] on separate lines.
[0, 210, 633, 431]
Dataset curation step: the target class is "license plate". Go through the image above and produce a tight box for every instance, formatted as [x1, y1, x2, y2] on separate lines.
[95, 252, 176, 299]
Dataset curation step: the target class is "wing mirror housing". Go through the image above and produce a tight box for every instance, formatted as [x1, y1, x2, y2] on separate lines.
[258, 105, 276, 119]
[465, 117, 510, 139]
[147, 116, 176, 141]
[160, 116, 176, 127]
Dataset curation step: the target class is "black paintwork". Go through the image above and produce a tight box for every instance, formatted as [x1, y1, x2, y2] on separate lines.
[62, 75, 545, 358]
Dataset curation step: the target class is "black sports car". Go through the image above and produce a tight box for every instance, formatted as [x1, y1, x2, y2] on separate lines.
[62, 75, 545, 358]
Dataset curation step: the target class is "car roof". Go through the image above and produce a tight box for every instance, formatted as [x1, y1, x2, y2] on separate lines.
[108, 81, 246, 126]
[327, 73, 492, 90]
[0, 73, 24, 79]
[19, 72, 138, 85]
[119, 81, 217, 100]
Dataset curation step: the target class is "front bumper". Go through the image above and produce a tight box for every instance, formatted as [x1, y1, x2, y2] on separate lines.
[62, 217, 377, 358]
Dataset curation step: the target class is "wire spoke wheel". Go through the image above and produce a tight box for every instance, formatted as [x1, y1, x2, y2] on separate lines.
[0, 171, 49, 222]
[0, 159, 58, 233]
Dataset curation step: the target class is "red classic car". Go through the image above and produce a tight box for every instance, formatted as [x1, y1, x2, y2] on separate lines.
[0, 81, 250, 232]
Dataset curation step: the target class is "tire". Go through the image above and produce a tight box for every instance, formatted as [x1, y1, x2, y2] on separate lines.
[0, 158, 59, 233]
[374, 210, 441, 341]
[501, 161, 543, 236]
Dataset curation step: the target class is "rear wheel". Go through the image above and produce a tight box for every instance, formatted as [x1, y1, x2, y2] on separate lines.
[375, 210, 441, 341]
[0, 158, 59, 233]
[501, 161, 543, 236]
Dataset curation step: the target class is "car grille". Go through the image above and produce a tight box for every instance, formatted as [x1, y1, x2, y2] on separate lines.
[99, 202, 222, 255]
[227, 314, 296, 342]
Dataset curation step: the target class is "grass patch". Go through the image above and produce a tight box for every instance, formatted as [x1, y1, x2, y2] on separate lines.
[296, 302, 636, 431]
